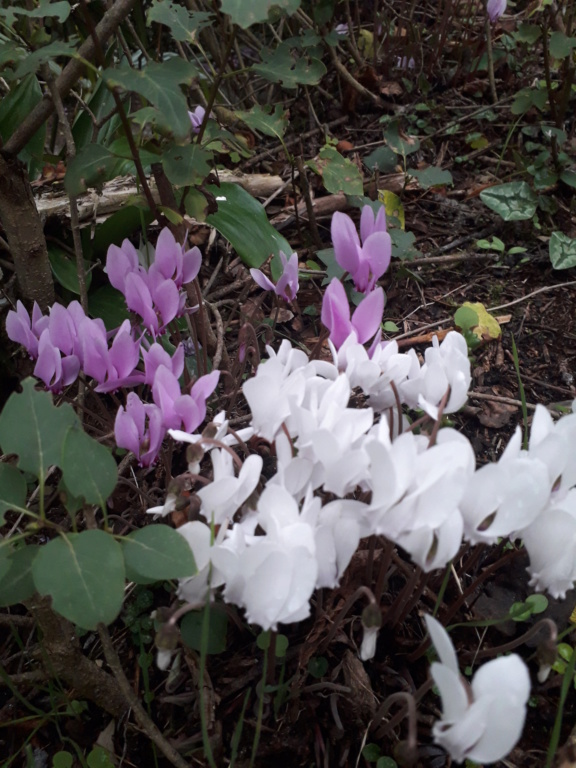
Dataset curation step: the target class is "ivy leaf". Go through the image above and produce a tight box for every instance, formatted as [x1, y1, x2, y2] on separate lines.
[311, 145, 363, 195]
[0, 0, 71, 26]
[0, 379, 78, 481]
[103, 59, 198, 139]
[14, 40, 77, 78]
[253, 42, 326, 88]
[162, 143, 212, 187]
[147, 1, 213, 43]
[480, 182, 537, 221]
[235, 105, 288, 139]
[410, 166, 453, 189]
[65, 144, 118, 196]
[220, 0, 300, 28]
[549, 31, 576, 59]
[32, 531, 125, 630]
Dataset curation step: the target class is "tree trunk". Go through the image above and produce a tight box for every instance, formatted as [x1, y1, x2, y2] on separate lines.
[0, 155, 54, 310]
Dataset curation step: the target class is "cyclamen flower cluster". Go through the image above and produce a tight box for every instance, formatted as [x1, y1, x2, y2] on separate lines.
[6, 228, 217, 467]
[153, 325, 575, 763]
[6, 300, 143, 393]
[106, 227, 201, 336]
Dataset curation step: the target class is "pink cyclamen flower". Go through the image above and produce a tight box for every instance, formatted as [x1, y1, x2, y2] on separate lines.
[331, 205, 391, 293]
[6, 300, 48, 358]
[149, 228, 202, 289]
[321, 277, 384, 349]
[250, 251, 299, 301]
[152, 365, 220, 433]
[487, 0, 506, 22]
[34, 329, 80, 392]
[189, 106, 206, 134]
[115, 393, 165, 467]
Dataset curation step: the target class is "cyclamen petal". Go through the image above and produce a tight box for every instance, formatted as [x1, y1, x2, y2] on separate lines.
[487, 0, 506, 22]
[6, 301, 40, 357]
[425, 614, 530, 765]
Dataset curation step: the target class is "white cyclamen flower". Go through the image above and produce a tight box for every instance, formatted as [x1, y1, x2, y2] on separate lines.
[401, 331, 471, 419]
[425, 614, 530, 764]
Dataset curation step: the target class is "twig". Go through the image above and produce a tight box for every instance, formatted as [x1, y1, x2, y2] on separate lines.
[43, 67, 88, 314]
[98, 624, 191, 768]
[296, 155, 323, 250]
[327, 45, 383, 108]
[488, 280, 576, 313]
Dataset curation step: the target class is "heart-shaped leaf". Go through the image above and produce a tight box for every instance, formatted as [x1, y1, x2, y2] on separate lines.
[32, 530, 125, 630]
[480, 182, 537, 221]
[123, 526, 196, 582]
[0, 379, 78, 482]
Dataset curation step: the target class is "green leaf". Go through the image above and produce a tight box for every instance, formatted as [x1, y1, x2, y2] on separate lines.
[511, 87, 548, 116]
[220, 0, 300, 28]
[65, 144, 118, 196]
[390, 228, 420, 260]
[181, 604, 228, 654]
[364, 146, 397, 173]
[560, 170, 576, 189]
[0, 547, 12, 584]
[275, 633, 289, 658]
[383, 321, 399, 332]
[72, 79, 116, 152]
[0, 544, 39, 607]
[410, 166, 453, 188]
[480, 182, 537, 221]
[146, 1, 213, 43]
[103, 59, 198, 139]
[32, 530, 125, 630]
[509, 601, 532, 622]
[362, 744, 382, 761]
[383, 121, 420, 157]
[162, 142, 212, 187]
[48, 247, 92, 294]
[307, 656, 328, 678]
[376, 758, 397, 768]
[235, 105, 288, 139]
[315, 145, 363, 195]
[0, 0, 70, 25]
[86, 746, 116, 768]
[549, 231, 576, 270]
[549, 31, 576, 59]
[14, 40, 77, 78]
[61, 424, 117, 507]
[206, 182, 293, 269]
[454, 306, 479, 333]
[0, 379, 78, 480]
[88, 285, 130, 331]
[0, 464, 27, 524]
[253, 42, 326, 88]
[52, 752, 74, 768]
[525, 593, 548, 614]
[515, 23, 541, 44]
[0, 74, 45, 165]
[122, 526, 196, 581]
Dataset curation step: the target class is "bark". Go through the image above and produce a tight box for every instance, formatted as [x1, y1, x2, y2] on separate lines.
[0, 155, 54, 309]
[26, 595, 128, 718]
